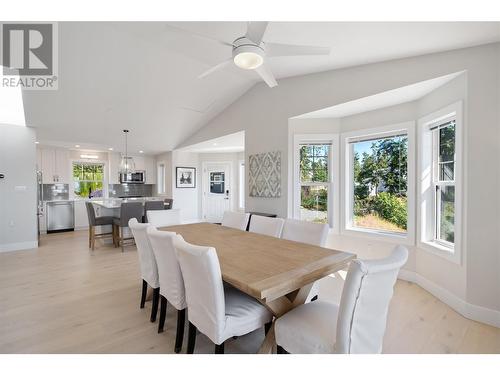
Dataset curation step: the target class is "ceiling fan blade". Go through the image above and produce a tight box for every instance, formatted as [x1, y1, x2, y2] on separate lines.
[245, 22, 269, 45]
[165, 24, 234, 48]
[198, 58, 233, 79]
[265, 42, 330, 57]
[255, 63, 277, 88]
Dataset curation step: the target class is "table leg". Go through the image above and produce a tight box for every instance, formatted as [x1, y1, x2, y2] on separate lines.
[258, 283, 313, 354]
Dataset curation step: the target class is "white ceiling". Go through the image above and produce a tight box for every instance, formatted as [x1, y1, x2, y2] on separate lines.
[22, 22, 500, 155]
[178, 131, 245, 153]
[294, 71, 464, 119]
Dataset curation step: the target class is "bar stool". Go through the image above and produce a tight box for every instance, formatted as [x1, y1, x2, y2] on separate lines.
[113, 201, 143, 251]
[164, 198, 173, 209]
[85, 201, 115, 250]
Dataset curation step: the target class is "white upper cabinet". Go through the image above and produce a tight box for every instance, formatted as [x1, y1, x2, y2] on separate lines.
[40, 147, 70, 183]
[108, 152, 121, 184]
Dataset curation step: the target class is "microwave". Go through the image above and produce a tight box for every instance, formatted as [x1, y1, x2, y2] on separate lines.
[119, 170, 146, 184]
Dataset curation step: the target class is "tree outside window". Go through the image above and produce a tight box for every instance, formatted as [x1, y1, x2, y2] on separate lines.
[299, 143, 331, 224]
[351, 134, 408, 233]
[73, 162, 104, 198]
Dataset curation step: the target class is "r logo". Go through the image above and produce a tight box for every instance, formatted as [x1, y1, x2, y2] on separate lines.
[2, 23, 53, 76]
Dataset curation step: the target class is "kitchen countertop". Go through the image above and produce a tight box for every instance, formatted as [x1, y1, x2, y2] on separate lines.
[91, 197, 165, 209]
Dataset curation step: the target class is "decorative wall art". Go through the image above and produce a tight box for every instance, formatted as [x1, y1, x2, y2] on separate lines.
[176, 167, 196, 188]
[248, 151, 281, 198]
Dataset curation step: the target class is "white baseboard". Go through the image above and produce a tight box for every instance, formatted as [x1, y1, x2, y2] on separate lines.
[398, 269, 500, 328]
[0, 241, 38, 253]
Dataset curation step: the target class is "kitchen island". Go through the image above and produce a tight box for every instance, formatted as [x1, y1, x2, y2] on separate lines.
[91, 197, 166, 209]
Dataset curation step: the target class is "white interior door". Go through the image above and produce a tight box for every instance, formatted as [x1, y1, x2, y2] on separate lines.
[203, 162, 231, 222]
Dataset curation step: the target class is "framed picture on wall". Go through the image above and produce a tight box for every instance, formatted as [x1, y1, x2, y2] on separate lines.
[176, 167, 196, 188]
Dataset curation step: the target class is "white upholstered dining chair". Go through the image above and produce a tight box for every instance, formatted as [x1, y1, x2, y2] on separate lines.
[128, 218, 160, 323]
[281, 218, 329, 246]
[274, 245, 408, 354]
[249, 215, 285, 238]
[281, 218, 330, 301]
[146, 209, 181, 228]
[221, 211, 250, 230]
[175, 236, 273, 354]
[147, 226, 187, 353]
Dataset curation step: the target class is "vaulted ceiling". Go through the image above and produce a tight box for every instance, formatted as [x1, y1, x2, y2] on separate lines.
[22, 22, 500, 154]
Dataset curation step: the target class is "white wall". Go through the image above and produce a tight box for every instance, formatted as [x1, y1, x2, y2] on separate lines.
[171, 150, 199, 221]
[178, 43, 500, 323]
[0, 125, 38, 252]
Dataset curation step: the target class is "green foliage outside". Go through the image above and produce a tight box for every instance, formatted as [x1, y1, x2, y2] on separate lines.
[353, 136, 408, 231]
[73, 163, 104, 198]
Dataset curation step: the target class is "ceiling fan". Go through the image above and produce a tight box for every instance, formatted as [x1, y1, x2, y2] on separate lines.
[168, 22, 331, 88]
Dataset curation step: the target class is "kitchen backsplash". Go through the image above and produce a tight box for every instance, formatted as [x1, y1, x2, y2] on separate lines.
[42, 184, 70, 201]
[108, 184, 153, 198]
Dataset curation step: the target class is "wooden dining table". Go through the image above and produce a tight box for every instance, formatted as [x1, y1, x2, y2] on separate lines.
[160, 222, 356, 354]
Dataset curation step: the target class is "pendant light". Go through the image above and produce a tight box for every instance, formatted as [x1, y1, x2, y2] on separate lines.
[119, 129, 135, 174]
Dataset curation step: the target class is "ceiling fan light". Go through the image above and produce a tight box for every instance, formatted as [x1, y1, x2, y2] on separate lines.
[233, 51, 263, 70]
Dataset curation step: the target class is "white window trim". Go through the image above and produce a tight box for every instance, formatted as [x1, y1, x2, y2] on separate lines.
[238, 159, 245, 211]
[157, 162, 166, 195]
[293, 134, 339, 232]
[340, 121, 416, 245]
[417, 101, 463, 265]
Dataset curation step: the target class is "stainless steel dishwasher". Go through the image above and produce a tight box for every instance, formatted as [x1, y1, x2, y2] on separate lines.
[46, 200, 75, 233]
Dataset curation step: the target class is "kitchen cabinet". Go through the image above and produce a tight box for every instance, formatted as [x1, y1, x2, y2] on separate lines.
[40, 147, 70, 183]
[108, 152, 121, 184]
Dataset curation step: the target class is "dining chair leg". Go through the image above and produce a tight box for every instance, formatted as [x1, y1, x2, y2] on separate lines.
[140, 279, 147, 309]
[150, 287, 160, 322]
[174, 309, 186, 353]
[187, 322, 197, 354]
[120, 227, 124, 252]
[158, 296, 167, 333]
[88, 226, 92, 248]
[264, 322, 272, 335]
[91, 226, 95, 250]
[277, 345, 288, 354]
[214, 342, 225, 354]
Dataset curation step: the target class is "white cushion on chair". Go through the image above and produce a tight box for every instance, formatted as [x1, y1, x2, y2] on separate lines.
[175, 236, 272, 345]
[147, 227, 186, 310]
[224, 286, 272, 338]
[275, 301, 338, 354]
[249, 215, 284, 238]
[275, 245, 408, 354]
[128, 218, 159, 289]
[147, 209, 181, 228]
[221, 211, 250, 230]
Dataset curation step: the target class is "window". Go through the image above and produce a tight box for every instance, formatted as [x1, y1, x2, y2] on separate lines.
[418, 101, 462, 263]
[298, 142, 332, 225]
[432, 121, 456, 245]
[349, 133, 408, 234]
[73, 162, 104, 198]
[239, 160, 245, 210]
[157, 163, 166, 194]
[343, 122, 415, 242]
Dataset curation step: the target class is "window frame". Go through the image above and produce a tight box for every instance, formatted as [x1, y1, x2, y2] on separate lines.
[238, 159, 245, 211]
[72, 161, 106, 199]
[341, 122, 416, 245]
[293, 134, 339, 230]
[418, 101, 463, 264]
[157, 162, 166, 195]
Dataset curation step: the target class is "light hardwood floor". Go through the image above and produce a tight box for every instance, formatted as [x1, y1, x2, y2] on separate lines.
[0, 230, 498, 354]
